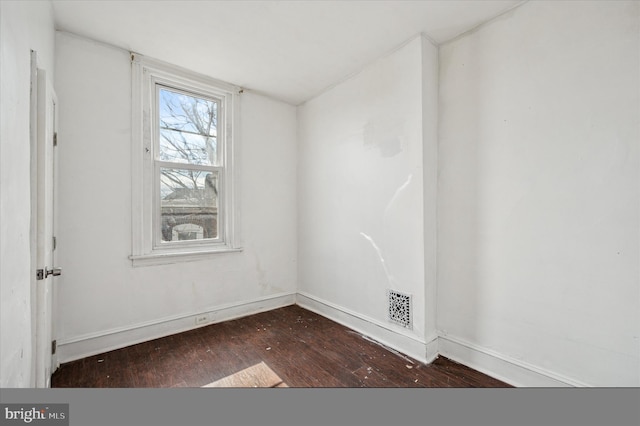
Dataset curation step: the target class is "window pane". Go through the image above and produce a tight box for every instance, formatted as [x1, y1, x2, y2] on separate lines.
[158, 87, 218, 166]
[160, 168, 218, 241]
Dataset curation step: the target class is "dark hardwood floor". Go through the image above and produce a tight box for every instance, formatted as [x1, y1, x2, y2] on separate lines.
[52, 305, 511, 388]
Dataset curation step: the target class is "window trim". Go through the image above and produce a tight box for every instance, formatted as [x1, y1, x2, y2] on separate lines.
[130, 53, 242, 266]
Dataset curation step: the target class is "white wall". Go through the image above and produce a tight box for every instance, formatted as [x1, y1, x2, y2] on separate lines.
[438, 0, 639, 386]
[54, 32, 298, 361]
[0, 0, 55, 387]
[297, 36, 439, 362]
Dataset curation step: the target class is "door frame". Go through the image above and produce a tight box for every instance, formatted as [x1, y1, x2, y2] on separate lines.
[29, 50, 59, 388]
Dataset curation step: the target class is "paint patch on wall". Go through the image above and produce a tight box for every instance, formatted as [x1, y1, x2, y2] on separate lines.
[363, 120, 405, 157]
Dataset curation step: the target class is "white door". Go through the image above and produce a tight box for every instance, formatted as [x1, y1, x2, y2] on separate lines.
[33, 63, 60, 388]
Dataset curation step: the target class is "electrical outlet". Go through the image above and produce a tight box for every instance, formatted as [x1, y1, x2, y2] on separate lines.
[195, 313, 210, 325]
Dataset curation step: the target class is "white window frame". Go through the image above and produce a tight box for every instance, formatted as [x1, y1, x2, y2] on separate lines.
[130, 53, 241, 266]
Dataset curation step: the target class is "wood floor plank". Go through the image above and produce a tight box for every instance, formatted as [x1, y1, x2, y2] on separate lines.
[52, 305, 512, 388]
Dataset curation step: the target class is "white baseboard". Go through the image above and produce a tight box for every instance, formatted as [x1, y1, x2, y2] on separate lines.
[296, 292, 438, 364]
[57, 292, 589, 387]
[57, 293, 296, 363]
[438, 334, 590, 387]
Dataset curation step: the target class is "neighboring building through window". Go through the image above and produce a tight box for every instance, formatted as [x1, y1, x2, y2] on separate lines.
[130, 54, 241, 266]
[158, 86, 220, 243]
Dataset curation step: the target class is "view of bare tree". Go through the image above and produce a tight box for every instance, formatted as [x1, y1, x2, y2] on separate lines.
[158, 88, 219, 241]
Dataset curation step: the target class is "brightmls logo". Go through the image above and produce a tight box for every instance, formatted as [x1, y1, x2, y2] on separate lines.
[1, 405, 68, 425]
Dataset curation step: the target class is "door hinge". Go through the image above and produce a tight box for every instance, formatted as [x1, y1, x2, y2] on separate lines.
[53, 132, 58, 147]
[51, 340, 57, 355]
[53, 236, 57, 251]
[36, 269, 44, 280]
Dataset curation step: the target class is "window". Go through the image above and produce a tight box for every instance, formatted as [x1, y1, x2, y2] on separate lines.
[130, 54, 241, 266]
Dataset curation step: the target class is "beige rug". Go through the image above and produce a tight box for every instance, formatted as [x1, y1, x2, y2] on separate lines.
[202, 361, 288, 388]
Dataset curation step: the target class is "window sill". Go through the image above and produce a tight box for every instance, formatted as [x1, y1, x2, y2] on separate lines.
[129, 247, 243, 267]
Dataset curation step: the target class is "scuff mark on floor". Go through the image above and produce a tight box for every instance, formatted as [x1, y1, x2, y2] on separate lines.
[361, 334, 415, 364]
